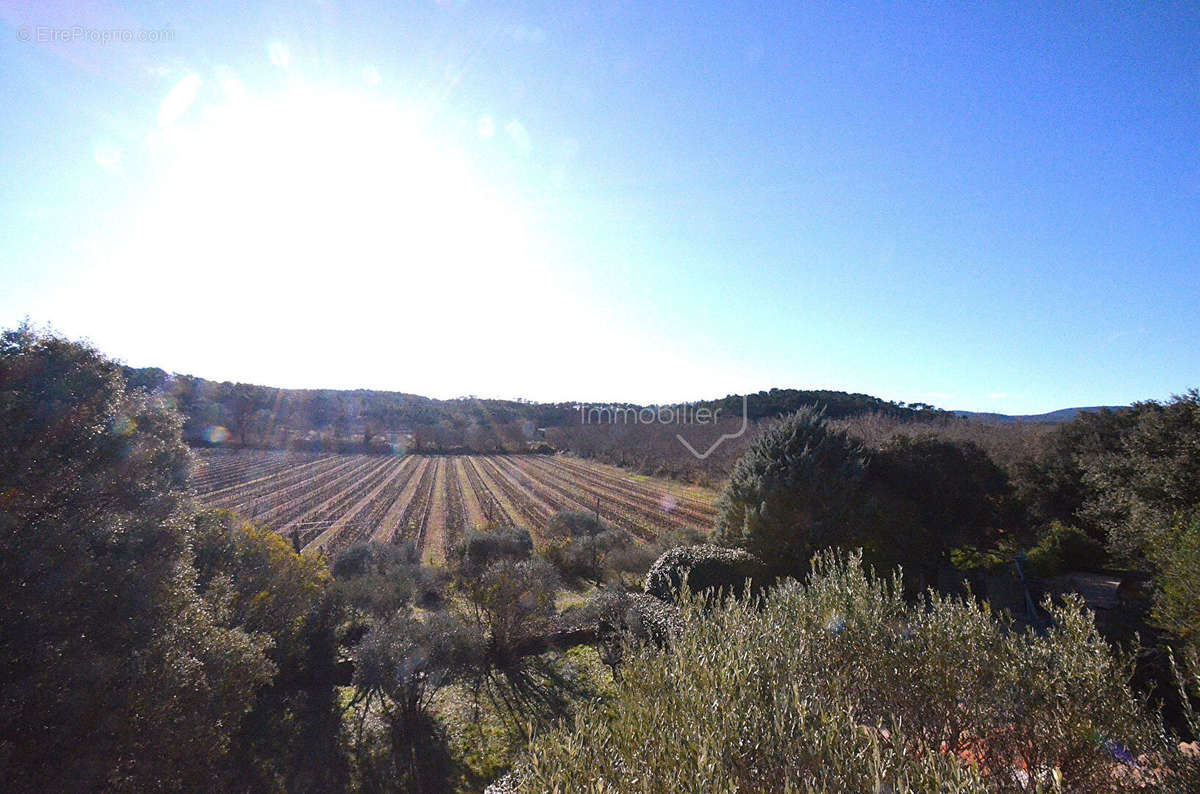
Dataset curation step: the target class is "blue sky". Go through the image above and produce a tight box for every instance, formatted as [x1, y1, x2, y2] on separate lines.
[1, 1, 1197, 413]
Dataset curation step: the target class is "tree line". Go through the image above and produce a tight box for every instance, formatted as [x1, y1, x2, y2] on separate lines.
[123, 365, 938, 457]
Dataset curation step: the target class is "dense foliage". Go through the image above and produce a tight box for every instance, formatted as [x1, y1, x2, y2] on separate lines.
[452, 526, 535, 576]
[1080, 390, 1200, 566]
[700, 387, 942, 422]
[511, 552, 1191, 793]
[1023, 521, 1107, 579]
[0, 327, 275, 790]
[192, 511, 350, 791]
[865, 434, 1012, 580]
[642, 543, 768, 601]
[1015, 394, 1200, 677]
[715, 407, 870, 577]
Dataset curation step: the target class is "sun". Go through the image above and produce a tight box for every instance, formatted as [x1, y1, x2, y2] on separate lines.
[136, 79, 530, 312]
[77, 67, 581, 397]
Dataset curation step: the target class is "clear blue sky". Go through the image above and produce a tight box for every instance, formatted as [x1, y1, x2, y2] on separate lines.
[1, 1, 1197, 413]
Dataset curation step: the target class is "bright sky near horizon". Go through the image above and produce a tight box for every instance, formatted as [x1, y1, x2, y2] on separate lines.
[1, 1, 1197, 413]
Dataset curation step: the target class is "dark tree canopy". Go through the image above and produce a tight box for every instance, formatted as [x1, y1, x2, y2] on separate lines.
[1081, 391, 1200, 563]
[1011, 407, 1134, 534]
[865, 434, 1011, 577]
[0, 326, 272, 791]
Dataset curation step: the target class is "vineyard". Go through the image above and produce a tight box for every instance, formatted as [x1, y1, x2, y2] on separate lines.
[192, 451, 719, 561]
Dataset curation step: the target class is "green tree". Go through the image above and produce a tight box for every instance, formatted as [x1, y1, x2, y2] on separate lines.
[221, 382, 275, 447]
[715, 407, 870, 577]
[1011, 407, 1134, 534]
[1081, 390, 1200, 565]
[866, 434, 1010, 581]
[191, 510, 350, 792]
[0, 326, 272, 791]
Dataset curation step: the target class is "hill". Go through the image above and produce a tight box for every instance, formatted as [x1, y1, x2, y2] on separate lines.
[120, 367, 946, 453]
[952, 406, 1126, 424]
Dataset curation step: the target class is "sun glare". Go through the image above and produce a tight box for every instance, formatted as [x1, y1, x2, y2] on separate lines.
[67, 56, 662, 398]
[141, 84, 528, 299]
[85, 74, 559, 391]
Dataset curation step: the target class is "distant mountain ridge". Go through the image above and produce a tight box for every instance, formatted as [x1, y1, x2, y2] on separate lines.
[951, 406, 1126, 424]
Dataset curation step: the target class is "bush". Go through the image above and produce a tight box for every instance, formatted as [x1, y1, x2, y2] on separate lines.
[511, 551, 1180, 793]
[332, 540, 443, 616]
[715, 407, 870, 577]
[1152, 512, 1200, 673]
[540, 511, 633, 583]
[453, 527, 534, 576]
[545, 509, 609, 540]
[1025, 521, 1108, 578]
[643, 544, 769, 602]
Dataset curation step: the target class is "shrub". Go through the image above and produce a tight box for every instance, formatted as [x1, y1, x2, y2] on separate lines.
[510, 551, 1178, 793]
[643, 544, 769, 602]
[190, 510, 349, 791]
[545, 509, 609, 540]
[332, 540, 443, 616]
[1152, 513, 1200, 645]
[715, 407, 870, 577]
[453, 527, 534, 576]
[1025, 521, 1108, 578]
[540, 511, 633, 583]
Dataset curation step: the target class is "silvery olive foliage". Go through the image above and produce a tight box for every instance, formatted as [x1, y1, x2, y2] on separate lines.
[511, 551, 1185, 793]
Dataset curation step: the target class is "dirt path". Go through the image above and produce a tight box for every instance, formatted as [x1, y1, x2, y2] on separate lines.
[452, 456, 487, 531]
[422, 458, 449, 565]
